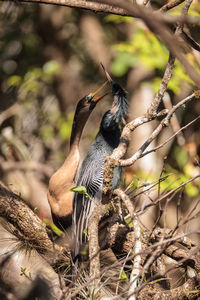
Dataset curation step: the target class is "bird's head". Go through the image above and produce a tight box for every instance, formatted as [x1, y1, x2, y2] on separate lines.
[87, 80, 108, 109]
[76, 81, 108, 117]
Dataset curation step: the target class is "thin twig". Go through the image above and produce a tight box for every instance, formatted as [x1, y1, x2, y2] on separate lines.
[7, 0, 198, 24]
[147, 53, 175, 117]
[0, 103, 20, 126]
[162, 93, 185, 146]
[140, 115, 200, 158]
[182, 30, 200, 52]
[159, 0, 185, 12]
[120, 93, 195, 167]
[128, 217, 142, 300]
[88, 202, 107, 298]
[138, 175, 200, 216]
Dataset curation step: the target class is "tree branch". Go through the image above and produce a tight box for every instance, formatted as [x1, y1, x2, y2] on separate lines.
[0, 183, 70, 266]
[103, 110, 168, 195]
[10, 0, 135, 17]
[119, 93, 196, 167]
[8, 0, 196, 23]
[140, 115, 200, 158]
[88, 202, 108, 297]
[147, 53, 175, 117]
[159, 0, 185, 12]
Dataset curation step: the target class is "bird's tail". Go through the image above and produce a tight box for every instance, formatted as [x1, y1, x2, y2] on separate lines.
[72, 191, 101, 261]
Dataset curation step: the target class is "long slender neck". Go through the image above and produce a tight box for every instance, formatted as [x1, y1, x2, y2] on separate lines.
[69, 111, 90, 152]
[99, 92, 128, 148]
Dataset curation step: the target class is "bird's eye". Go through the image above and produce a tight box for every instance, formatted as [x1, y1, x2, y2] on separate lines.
[86, 94, 93, 103]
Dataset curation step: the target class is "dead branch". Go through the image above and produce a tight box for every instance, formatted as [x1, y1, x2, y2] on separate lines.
[103, 110, 168, 195]
[9, 0, 133, 17]
[88, 203, 104, 297]
[0, 103, 20, 126]
[141, 115, 200, 158]
[119, 93, 196, 167]
[159, 0, 185, 12]
[114, 189, 134, 217]
[138, 277, 198, 299]
[162, 93, 185, 146]
[182, 30, 200, 52]
[142, 175, 200, 212]
[0, 183, 70, 266]
[147, 54, 175, 117]
[128, 217, 142, 300]
[7, 0, 198, 25]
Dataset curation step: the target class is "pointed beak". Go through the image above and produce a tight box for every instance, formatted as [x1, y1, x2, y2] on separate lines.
[100, 63, 113, 83]
[93, 92, 108, 102]
[91, 81, 108, 102]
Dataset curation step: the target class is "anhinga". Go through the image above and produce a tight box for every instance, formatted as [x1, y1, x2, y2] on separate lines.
[72, 67, 128, 257]
[47, 82, 107, 229]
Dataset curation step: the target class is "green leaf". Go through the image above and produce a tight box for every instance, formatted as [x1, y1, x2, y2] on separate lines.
[83, 228, 88, 238]
[120, 269, 127, 280]
[50, 223, 64, 236]
[43, 219, 63, 236]
[21, 80, 40, 93]
[70, 185, 87, 194]
[124, 216, 133, 228]
[71, 185, 90, 199]
[20, 267, 26, 276]
[24, 68, 42, 80]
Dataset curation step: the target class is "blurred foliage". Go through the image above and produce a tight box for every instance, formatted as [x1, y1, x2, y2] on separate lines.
[105, 15, 133, 24]
[106, 2, 200, 94]
[8, 61, 61, 93]
[111, 27, 196, 93]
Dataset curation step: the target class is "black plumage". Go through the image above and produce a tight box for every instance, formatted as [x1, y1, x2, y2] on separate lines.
[72, 70, 128, 258]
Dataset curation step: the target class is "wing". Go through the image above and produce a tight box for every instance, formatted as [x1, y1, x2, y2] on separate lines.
[72, 141, 106, 256]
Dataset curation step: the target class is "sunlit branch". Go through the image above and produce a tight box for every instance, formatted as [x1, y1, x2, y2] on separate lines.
[140, 115, 200, 158]
[139, 175, 200, 216]
[159, 0, 185, 12]
[119, 93, 196, 167]
[147, 54, 175, 117]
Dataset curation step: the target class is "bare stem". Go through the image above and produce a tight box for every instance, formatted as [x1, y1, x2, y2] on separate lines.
[120, 93, 195, 167]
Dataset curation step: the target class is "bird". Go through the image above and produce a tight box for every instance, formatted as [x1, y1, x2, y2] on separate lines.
[72, 66, 128, 258]
[47, 82, 108, 230]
